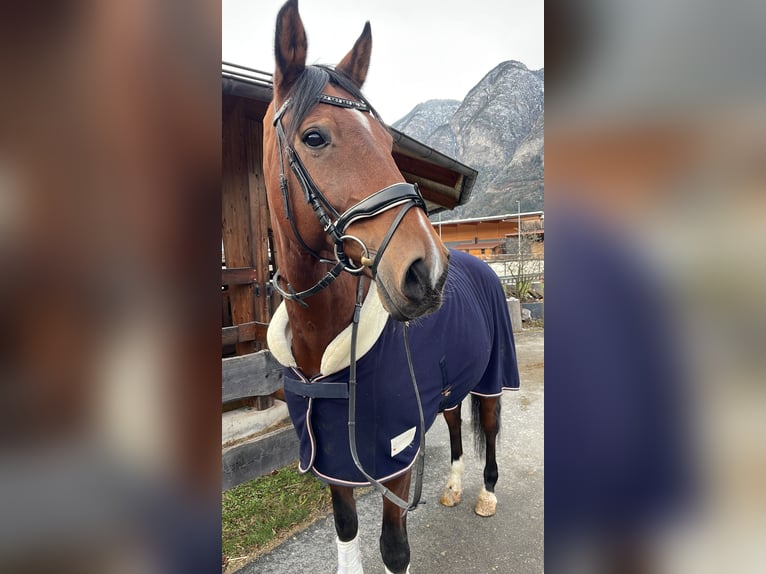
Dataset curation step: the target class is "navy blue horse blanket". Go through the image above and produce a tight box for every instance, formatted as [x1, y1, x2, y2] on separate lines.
[267, 249, 520, 486]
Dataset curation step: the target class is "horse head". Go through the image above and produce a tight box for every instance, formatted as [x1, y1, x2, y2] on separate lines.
[263, 0, 450, 321]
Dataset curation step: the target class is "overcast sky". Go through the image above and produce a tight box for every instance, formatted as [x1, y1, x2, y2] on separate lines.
[223, 0, 544, 122]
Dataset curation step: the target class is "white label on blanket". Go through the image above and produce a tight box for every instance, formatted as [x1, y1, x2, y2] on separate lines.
[390, 427, 416, 457]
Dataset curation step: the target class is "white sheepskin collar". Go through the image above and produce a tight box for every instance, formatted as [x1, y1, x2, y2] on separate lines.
[266, 282, 390, 376]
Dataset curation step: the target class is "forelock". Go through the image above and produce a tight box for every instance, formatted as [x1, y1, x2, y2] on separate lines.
[282, 65, 379, 139]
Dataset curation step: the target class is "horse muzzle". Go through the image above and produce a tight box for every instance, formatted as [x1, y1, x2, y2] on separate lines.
[377, 251, 450, 321]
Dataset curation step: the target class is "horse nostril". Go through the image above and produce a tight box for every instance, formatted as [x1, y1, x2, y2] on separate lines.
[401, 258, 431, 301]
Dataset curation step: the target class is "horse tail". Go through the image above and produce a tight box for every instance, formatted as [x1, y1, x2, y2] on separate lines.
[471, 394, 501, 455]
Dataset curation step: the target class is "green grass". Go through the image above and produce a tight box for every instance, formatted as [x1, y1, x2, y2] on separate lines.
[222, 463, 332, 563]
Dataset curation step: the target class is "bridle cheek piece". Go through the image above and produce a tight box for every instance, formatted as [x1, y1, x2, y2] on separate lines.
[271, 92, 427, 305]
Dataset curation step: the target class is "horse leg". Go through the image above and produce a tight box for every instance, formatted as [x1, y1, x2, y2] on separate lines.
[380, 472, 412, 574]
[473, 395, 500, 517]
[440, 403, 465, 507]
[330, 485, 363, 574]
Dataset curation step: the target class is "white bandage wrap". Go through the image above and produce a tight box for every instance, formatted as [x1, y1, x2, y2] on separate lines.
[440, 456, 465, 507]
[336, 535, 364, 574]
[446, 456, 465, 491]
[384, 566, 411, 574]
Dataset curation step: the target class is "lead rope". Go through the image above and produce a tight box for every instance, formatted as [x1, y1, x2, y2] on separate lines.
[348, 276, 426, 515]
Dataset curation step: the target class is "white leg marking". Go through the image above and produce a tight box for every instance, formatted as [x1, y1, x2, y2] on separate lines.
[440, 456, 464, 507]
[337, 534, 364, 574]
[474, 486, 498, 517]
[384, 566, 410, 574]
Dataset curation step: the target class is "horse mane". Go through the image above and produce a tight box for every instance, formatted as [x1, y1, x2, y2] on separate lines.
[281, 64, 381, 140]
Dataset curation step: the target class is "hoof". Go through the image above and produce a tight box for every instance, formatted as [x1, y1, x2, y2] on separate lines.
[439, 485, 462, 507]
[474, 487, 497, 517]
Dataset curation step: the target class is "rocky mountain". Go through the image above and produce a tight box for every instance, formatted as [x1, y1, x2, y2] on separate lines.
[392, 61, 544, 220]
[392, 99, 461, 145]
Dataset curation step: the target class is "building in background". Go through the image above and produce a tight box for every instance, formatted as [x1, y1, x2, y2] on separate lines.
[435, 211, 544, 259]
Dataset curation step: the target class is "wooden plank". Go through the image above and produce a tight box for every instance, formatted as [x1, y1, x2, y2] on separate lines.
[222, 402, 290, 444]
[222, 426, 299, 490]
[222, 98, 258, 355]
[421, 182, 457, 209]
[222, 99, 252, 271]
[221, 321, 269, 347]
[222, 267, 258, 285]
[221, 326, 237, 347]
[222, 349, 283, 402]
[246, 118, 278, 324]
[400, 170, 460, 197]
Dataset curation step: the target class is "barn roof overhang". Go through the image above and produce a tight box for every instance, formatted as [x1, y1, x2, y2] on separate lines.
[222, 62, 477, 215]
[434, 211, 545, 227]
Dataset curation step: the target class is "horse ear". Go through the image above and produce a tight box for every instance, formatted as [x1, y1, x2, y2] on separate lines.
[336, 22, 372, 88]
[274, 0, 307, 101]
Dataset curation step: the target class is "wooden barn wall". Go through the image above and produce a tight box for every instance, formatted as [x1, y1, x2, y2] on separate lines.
[438, 220, 519, 244]
[222, 95, 277, 358]
[436, 216, 544, 246]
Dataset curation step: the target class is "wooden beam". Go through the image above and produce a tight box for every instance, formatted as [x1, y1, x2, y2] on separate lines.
[399, 170, 460, 209]
[222, 267, 257, 285]
[221, 321, 269, 347]
[420, 185, 458, 210]
[222, 349, 283, 402]
[222, 426, 299, 490]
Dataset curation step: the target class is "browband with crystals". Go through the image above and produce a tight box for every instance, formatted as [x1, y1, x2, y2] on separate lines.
[274, 93, 371, 126]
[318, 94, 370, 112]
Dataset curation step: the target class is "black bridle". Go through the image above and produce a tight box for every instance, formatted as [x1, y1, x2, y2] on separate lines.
[271, 90, 427, 306]
[271, 83, 428, 513]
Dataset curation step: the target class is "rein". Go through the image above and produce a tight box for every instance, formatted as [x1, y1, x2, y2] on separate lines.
[348, 276, 426, 514]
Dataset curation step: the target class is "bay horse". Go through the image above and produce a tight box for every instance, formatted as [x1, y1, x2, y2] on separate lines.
[262, 2, 519, 572]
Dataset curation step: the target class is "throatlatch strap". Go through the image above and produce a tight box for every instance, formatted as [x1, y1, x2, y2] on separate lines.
[271, 261, 346, 307]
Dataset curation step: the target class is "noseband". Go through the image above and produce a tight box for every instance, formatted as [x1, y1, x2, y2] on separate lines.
[271, 89, 427, 306]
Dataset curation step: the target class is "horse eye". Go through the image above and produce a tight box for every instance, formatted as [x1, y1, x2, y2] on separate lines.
[302, 130, 327, 148]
